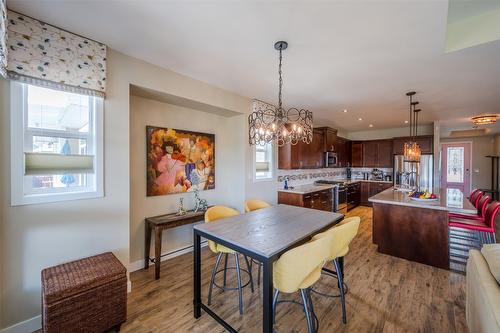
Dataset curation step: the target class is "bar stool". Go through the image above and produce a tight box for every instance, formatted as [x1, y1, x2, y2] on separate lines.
[244, 199, 271, 285]
[272, 231, 333, 333]
[310, 217, 360, 324]
[469, 189, 483, 207]
[205, 206, 254, 315]
[449, 193, 490, 221]
[449, 201, 500, 245]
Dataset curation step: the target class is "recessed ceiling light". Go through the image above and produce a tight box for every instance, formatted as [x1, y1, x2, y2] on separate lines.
[404, 120, 409, 124]
[358, 118, 362, 121]
[343, 109, 348, 113]
[369, 124, 373, 128]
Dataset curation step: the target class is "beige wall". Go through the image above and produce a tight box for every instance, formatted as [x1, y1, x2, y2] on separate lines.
[129, 95, 246, 264]
[0, 49, 251, 330]
[440, 136, 495, 190]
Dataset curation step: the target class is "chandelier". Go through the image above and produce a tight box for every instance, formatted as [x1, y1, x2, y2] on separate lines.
[404, 91, 422, 163]
[248, 41, 313, 146]
[472, 115, 497, 126]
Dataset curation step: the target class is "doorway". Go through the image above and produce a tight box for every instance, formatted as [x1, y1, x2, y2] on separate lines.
[441, 142, 471, 196]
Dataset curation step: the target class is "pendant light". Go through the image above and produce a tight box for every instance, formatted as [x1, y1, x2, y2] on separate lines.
[248, 41, 313, 146]
[403, 91, 422, 163]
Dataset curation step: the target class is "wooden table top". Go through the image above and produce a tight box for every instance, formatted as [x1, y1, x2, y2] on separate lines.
[146, 209, 207, 227]
[193, 204, 343, 260]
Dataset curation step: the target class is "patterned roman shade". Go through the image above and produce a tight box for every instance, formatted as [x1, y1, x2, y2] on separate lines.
[0, 0, 6, 78]
[1, 9, 106, 97]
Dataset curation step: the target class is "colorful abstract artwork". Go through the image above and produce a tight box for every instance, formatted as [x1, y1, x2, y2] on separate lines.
[146, 126, 215, 196]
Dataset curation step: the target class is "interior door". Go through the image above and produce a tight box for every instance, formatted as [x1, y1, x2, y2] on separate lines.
[441, 143, 471, 196]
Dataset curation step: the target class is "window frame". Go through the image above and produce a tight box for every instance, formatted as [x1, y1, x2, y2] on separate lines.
[253, 141, 274, 182]
[10, 81, 104, 206]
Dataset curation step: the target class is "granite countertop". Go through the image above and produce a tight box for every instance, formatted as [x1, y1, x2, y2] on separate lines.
[368, 187, 476, 214]
[277, 184, 335, 194]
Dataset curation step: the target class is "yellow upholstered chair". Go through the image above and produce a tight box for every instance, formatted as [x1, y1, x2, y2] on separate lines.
[273, 233, 334, 333]
[311, 216, 360, 324]
[244, 199, 271, 213]
[205, 206, 254, 314]
[244, 199, 271, 284]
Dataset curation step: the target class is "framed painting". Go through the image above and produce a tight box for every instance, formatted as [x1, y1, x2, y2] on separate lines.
[146, 126, 215, 196]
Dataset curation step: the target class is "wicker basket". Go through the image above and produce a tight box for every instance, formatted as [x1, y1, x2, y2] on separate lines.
[41, 252, 127, 333]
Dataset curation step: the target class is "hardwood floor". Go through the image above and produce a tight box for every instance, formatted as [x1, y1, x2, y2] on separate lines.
[115, 206, 467, 333]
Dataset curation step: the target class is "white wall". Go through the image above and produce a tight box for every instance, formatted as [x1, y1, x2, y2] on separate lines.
[129, 95, 246, 264]
[0, 49, 251, 331]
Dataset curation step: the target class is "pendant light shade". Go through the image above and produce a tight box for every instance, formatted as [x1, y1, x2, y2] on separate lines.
[403, 92, 422, 163]
[248, 41, 313, 147]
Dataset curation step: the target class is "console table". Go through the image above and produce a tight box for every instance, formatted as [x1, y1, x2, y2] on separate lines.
[145, 209, 207, 279]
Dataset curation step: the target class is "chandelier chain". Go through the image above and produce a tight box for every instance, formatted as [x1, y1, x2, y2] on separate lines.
[278, 48, 283, 110]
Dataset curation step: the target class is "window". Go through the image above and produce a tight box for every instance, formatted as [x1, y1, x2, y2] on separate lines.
[254, 142, 273, 181]
[446, 146, 464, 183]
[11, 82, 104, 205]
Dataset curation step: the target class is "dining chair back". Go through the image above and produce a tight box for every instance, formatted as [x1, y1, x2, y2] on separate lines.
[244, 199, 271, 213]
[273, 232, 332, 294]
[312, 217, 361, 260]
[205, 206, 239, 253]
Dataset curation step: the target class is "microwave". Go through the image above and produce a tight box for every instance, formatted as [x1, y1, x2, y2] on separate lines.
[325, 152, 338, 167]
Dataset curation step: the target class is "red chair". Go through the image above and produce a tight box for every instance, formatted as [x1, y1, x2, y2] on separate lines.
[449, 194, 491, 221]
[449, 201, 500, 244]
[469, 190, 483, 207]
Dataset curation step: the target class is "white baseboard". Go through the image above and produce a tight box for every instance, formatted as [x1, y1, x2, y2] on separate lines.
[0, 315, 41, 333]
[129, 241, 208, 273]
[127, 280, 132, 293]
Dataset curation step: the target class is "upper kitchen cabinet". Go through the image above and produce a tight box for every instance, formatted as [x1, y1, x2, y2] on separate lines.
[393, 135, 434, 155]
[315, 127, 337, 152]
[336, 136, 351, 167]
[351, 141, 363, 167]
[278, 128, 324, 169]
[361, 139, 394, 167]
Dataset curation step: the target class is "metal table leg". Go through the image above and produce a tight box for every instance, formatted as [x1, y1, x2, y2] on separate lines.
[193, 230, 201, 318]
[263, 260, 274, 333]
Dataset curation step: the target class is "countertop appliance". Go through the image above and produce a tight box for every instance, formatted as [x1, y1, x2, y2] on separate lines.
[371, 168, 384, 181]
[393, 154, 433, 191]
[315, 180, 347, 214]
[324, 152, 338, 168]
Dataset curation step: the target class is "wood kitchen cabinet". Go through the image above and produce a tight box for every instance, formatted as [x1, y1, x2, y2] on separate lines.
[393, 135, 433, 155]
[351, 141, 363, 167]
[361, 181, 392, 207]
[316, 127, 337, 152]
[335, 136, 351, 167]
[347, 182, 361, 211]
[278, 128, 324, 169]
[362, 140, 393, 168]
[278, 189, 332, 211]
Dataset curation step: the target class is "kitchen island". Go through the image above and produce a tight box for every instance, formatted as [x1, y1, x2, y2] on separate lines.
[369, 187, 476, 269]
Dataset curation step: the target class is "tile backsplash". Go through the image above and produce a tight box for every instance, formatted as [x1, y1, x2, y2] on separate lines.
[276, 168, 347, 187]
[350, 167, 393, 180]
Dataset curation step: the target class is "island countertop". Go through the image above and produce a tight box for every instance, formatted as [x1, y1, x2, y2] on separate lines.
[369, 187, 476, 214]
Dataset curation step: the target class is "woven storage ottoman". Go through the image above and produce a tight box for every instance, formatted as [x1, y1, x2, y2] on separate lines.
[42, 252, 127, 333]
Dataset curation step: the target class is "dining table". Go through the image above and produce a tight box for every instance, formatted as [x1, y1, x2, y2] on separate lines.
[193, 204, 344, 333]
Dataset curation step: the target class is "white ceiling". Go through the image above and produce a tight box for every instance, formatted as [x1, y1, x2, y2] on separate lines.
[7, 0, 500, 132]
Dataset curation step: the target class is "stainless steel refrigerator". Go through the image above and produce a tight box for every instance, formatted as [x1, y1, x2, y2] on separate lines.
[393, 154, 433, 191]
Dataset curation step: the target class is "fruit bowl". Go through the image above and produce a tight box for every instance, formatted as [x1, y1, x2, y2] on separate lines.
[408, 191, 438, 202]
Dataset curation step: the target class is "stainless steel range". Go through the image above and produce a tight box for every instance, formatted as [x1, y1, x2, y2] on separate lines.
[314, 180, 347, 214]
